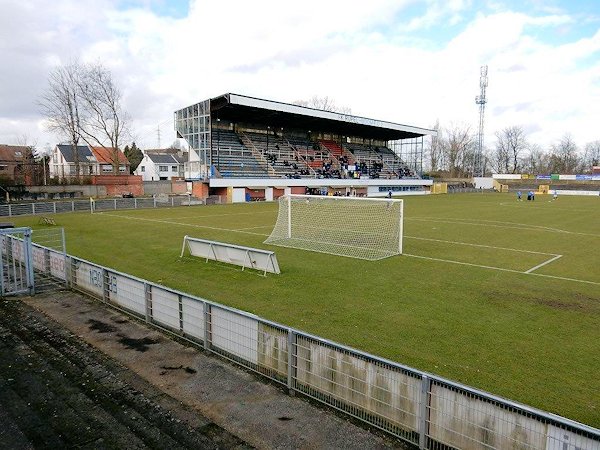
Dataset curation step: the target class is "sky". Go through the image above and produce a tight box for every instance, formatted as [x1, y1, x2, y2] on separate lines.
[0, 0, 599, 154]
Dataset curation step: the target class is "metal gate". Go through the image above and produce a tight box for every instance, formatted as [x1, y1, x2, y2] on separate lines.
[0, 227, 35, 296]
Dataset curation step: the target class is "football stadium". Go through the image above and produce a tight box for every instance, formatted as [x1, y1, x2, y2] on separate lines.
[1, 93, 599, 449]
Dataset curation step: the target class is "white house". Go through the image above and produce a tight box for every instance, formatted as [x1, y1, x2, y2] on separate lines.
[50, 144, 97, 179]
[49, 144, 130, 181]
[135, 152, 185, 181]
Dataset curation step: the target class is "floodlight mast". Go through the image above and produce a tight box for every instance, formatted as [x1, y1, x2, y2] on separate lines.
[474, 65, 488, 177]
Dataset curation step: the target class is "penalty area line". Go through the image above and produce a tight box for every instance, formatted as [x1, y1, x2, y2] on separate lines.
[524, 254, 563, 274]
[403, 253, 600, 286]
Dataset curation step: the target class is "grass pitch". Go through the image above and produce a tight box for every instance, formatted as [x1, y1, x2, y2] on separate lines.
[10, 193, 600, 426]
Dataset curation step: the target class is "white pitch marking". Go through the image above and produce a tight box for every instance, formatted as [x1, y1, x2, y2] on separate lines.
[99, 213, 271, 237]
[528, 272, 600, 286]
[404, 254, 523, 273]
[405, 235, 559, 256]
[524, 254, 563, 274]
[99, 212, 600, 286]
[404, 253, 599, 286]
[408, 217, 600, 238]
[147, 210, 275, 221]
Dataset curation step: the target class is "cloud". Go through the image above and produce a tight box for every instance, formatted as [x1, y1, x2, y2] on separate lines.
[0, 0, 598, 154]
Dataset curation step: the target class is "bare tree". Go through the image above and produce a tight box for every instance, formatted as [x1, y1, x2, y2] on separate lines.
[39, 63, 83, 179]
[440, 124, 474, 177]
[493, 126, 528, 174]
[426, 120, 443, 172]
[293, 95, 352, 114]
[582, 140, 600, 172]
[549, 134, 579, 173]
[40, 62, 131, 176]
[521, 143, 549, 174]
[77, 63, 131, 174]
[15, 135, 41, 185]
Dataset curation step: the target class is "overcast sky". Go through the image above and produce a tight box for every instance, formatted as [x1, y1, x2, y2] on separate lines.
[0, 0, 598, 153]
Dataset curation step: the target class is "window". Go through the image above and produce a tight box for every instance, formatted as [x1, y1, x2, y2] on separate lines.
[0, 165, 7, 171]
[171, 165, 178, 172]
[119, 165, 126, 173]
[102, 165, 112, 173]
[141, 166, 145, 172]
[15, 151, 22, 157]
[159, 165, 168, 172]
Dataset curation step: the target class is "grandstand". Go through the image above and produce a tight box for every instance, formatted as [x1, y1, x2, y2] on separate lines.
[174, 93, 436, 200]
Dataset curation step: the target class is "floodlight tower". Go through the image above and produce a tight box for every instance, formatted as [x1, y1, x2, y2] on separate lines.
[474, 65, 488, 177]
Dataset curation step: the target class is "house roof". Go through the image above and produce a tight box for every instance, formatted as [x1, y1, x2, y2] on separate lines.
[91, 146, 129, 165]
[0, 145, 29, 162]
[56, 144, 95, 163]
[145, 148, 180, 155]
[148, 154, 184, 164]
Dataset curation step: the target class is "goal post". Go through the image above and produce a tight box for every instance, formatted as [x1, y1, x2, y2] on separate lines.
[264, 194, 404, 260]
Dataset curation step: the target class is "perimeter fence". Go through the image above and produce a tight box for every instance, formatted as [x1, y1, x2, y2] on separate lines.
[2, 232, 599, 449]
[0, 196, 213, 218]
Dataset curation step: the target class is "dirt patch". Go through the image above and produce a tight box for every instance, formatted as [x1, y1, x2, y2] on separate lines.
[159, 365, 198, 375]
[117, 334, 160, 352]
[87, 318, 118, 333]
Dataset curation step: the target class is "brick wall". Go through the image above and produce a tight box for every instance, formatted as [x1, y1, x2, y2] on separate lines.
[191, 182, 209, 199]
[92, 175, 143, 185]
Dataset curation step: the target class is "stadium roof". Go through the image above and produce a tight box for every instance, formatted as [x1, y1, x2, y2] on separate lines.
[209, 93, 437, 141]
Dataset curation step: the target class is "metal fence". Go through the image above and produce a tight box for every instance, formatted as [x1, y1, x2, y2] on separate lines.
[0, 196, 203, 217]
[5, 234, 599, 449]
[0, 228, 34, 296]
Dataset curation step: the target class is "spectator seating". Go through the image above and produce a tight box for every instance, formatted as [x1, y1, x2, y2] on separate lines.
[212, 129, 270, 178]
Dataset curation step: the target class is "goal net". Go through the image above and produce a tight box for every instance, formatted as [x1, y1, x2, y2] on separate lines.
[264, 194, 403, 260]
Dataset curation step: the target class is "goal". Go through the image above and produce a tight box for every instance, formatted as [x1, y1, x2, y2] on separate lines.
[264, 194, 403, 260]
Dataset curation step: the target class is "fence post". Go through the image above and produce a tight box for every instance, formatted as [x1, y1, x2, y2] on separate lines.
[8, 204, 11, 217]
[204, 302, 211, 351]
[71, 201, 75, 212]
[153, 196, 157, 208]
[61, 228, 68, 287]
[102, 268, 109, 303]
[66, 255, 73, 288]
[32, 203, 36, 215]
[134, 198, 137, 209]
[144, 283, 152, 323]
[287, 329, 296, 395]
[23, 229, 35, 295]
[418, 375, 430, 450]
[114, 199, 117, 210]
[53, 202, 57, 214]
[0, 239, 4, 296]
[178, 294, 184, 334]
